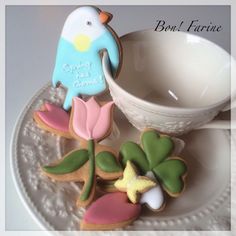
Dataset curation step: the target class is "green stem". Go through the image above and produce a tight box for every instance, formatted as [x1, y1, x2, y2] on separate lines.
[80, 139, 95, 201]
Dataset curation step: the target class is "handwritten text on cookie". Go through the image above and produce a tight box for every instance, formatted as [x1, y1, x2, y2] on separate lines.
[62, 63, 104, 88]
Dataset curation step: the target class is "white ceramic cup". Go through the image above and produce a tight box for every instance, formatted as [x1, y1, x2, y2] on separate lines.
[102, 30, 236, 135]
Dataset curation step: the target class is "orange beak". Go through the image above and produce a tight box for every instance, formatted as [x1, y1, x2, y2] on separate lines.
[99, 11, 113, 24]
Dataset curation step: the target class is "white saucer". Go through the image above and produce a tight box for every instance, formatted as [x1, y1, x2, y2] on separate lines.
[11, 84, 230, 231]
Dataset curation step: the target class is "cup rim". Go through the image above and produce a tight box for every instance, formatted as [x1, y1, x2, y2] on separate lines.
[102, 30, 232, 113]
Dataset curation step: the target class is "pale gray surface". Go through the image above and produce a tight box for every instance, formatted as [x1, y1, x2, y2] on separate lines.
[6, 5, 230, 230]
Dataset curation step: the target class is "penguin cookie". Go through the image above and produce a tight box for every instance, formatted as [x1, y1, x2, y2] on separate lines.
[52, 6, 122, 110]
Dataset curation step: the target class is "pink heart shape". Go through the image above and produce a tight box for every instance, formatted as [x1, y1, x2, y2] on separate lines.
[83, 192, 141, 225]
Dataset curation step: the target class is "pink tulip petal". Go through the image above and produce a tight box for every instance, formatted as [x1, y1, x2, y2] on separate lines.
[85, 97, 101, 138]
[44, 103, 57, 111]
[92, 101, 114, 140]
[83, 192, 141, 225]
[71, 97, 89, 140]
[36, 103, 69, 132]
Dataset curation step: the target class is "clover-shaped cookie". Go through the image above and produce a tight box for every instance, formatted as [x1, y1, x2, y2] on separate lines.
[119, 129, 187, 210]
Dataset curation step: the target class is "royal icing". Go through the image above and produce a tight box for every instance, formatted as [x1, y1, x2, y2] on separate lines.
[36, 103, 70, 132]
[153, 158, 187, 194]
[83, 192, 141, 225]
[140, 171, 164, 210]
[43, 140, 123, 204]
[80, 139, 95, 201]
[96, 151, 122, 172]
[120, 130, 187, 196]
[71, 97, 114, 141]
[115, 161, 156, 204]
[141, 131, 174, 169]
[43, 149, 88, 174]
[52, 6, 120, 110]
[120, 141, 149, 174]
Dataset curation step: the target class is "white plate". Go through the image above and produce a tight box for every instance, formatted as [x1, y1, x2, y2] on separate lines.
[11, 84, 230, 231]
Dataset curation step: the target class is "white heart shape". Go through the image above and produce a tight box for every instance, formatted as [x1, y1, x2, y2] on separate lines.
[140, 172, 165, 210]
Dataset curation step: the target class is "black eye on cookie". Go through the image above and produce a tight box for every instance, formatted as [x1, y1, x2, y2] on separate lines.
[86, 21, 92, 26]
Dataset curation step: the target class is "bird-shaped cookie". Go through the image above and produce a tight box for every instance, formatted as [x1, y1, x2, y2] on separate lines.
[52, 6, 122, 110]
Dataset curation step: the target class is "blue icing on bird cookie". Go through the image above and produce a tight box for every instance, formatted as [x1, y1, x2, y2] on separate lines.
[52, 6, 121, 110]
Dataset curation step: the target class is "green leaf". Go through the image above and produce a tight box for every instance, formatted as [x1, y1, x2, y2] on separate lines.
[96, 151, 122, 173]
[142, 130, 174, 169]
[119, 141, 149, 174]
[153, 159, 187, 195]
[43, 149, 89, 174]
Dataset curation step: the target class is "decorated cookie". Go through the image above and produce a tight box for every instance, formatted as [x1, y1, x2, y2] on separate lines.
[33, 102, 72, 138]
[140, 171, 165, 211]
[97, 179, 118, 193]
[81, 192, 141, 230]
[42, 143, 123, 207]
[52, 6, 122, 110]
[115, 161, 156, 204]
[32, 4, 189, 231]
[69, 97, 114, 142]
[42, 96, 122, 207]
[119, 129, 187, 197]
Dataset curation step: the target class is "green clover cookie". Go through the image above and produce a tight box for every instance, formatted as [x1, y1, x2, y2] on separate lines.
[119, 130, 187, 197]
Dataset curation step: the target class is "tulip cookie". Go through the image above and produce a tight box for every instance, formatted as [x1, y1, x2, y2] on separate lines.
[33, 102, 72, 139]
[52, 6, 122, 110]
[42, 97, 123, 207]
[32, 5, 189, 231]
[69, 97, 114, 143]
[81, 192, 141, 230]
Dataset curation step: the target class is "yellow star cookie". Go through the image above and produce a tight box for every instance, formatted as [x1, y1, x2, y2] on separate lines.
[115, 161, 156, 203]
